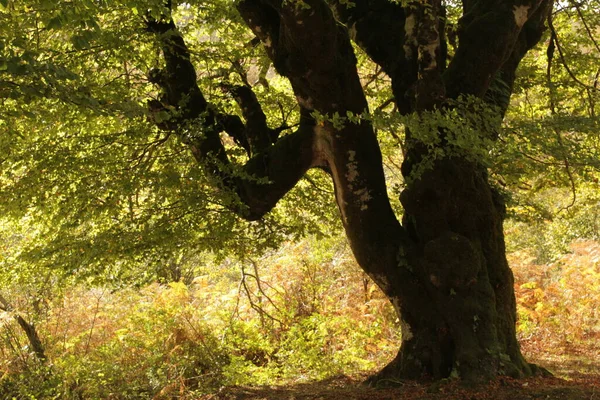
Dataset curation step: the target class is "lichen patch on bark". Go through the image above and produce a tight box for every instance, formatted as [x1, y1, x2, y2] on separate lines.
[513, 5, 530, 28]
[400, 316, 414, 341]
[346, 150, 359, 184]
[296, 95, 313, 109]
[419, 42, 438, 71]
[404, 14, 417, 59]
[353, 187, 372, 210]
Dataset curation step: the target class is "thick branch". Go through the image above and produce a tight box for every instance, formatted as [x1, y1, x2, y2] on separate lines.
[444, 0, 549, 99]
[330, 0, 417, 114]
[221, 84, 275, 156]
[146, 18, 229, 172]
[238, 0, 409, 292]
[238, 0, 367, 113]
[223, 119, 317, 221]
[146, 11, 314, 221]
[487, 0, 552, 117]
[413, 0, 446, 112]
[402, 0, 550, 176]
[215, 112, 250, 154]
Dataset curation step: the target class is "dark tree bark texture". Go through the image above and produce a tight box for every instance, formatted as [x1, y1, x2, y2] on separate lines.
[145, 0, 553, 384]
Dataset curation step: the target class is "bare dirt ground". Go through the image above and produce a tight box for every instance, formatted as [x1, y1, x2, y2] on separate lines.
[200, 347, 599, 400]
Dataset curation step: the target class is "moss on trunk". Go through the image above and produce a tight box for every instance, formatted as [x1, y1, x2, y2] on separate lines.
[367, 157, 540, 385]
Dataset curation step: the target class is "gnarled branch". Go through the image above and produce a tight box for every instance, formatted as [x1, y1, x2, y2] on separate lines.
[146, 7, 316, 221]
[330, 0, 417, 114]
[444, 0, 549, 99]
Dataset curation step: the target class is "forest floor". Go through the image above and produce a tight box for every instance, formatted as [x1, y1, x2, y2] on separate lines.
[201, 341, 600, 400]
[199, 243, 600, 400]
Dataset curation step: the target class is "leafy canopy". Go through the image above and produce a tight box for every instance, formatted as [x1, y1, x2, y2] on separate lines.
[1, 0, 599, 284]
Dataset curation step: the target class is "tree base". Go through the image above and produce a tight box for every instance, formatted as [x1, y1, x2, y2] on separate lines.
[364, 345, 552, 387]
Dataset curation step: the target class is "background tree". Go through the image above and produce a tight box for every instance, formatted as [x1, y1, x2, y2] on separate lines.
[1, 0, 599, 385]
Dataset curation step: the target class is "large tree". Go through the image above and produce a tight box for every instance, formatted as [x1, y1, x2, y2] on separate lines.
[140, 0, 553, 382]
[6, 0, 599, 384]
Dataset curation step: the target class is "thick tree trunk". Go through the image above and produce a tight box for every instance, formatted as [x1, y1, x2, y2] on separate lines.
[369, 157, 537, 383]
[148, 0, 553, 384]
[328, 0, 552, 383]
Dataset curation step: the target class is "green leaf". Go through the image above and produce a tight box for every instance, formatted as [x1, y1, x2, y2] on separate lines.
[71, 35, 87, 50]
[11, 37, 27, 49]
[46, 16, 63, 30]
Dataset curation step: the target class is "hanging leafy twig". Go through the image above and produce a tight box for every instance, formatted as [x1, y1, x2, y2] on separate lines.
[546, 23, 577, 213]
[548, 15, 600, 93]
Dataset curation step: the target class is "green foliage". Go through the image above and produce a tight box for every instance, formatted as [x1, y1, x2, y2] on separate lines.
[0, 235, 400, 398]
[0, 0, 339, 290]
[1, 0, 600, 394]
[48, 283, 230, 399]
[0, 363, 60, 400]
[0, 283, 231, 399]
[401, 95, 501, 182]
[2, 0, 595, 293]
[497, 1, 600, 237]
[506, 186, 600, 263]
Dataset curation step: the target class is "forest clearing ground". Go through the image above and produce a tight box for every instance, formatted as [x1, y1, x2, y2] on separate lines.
[201, 345, 600, 400]
[201, 244, 600, 399]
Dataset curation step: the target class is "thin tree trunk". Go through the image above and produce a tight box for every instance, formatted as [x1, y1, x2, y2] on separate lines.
[0, 292, 46, 361]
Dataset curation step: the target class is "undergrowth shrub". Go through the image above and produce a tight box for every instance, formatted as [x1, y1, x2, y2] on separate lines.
[3, 230, 600, 398]
[0, 236, 400, 398]
[512, 240, 600, 349]
[0, 361, 59, 399]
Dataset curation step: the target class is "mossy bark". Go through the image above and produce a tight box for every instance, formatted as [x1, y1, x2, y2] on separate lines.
[148, 0, 553, 384]
[330, 0, 552, 383]
[368, 158, 537, 384]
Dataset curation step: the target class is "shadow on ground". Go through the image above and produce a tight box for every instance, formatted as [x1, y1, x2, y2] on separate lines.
[200, 355, 599, 400]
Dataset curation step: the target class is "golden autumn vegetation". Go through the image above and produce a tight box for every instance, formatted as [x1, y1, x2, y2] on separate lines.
[1, 233, 599, 398]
